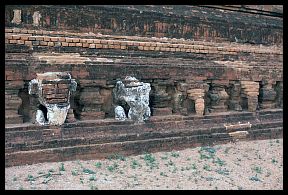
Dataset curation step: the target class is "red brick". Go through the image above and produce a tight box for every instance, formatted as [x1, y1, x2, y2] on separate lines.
[93, 39, 101, 44]
[35, 36, 44, 41]
[82, 43, 89, 47]
[96, 44, 102, 48]
[86, 39, 94, 43]
[50, 37, 59, 42]
[68, 42, 76, 46]
[43, 37, 51, 42]
[66, 38, 73, 43]
[21, 36, 29, 41]
[76, 43, 82, 47]
[5, 29, 13, 33]
[72, 38, 80, 43]
[59, 37, 66, 42]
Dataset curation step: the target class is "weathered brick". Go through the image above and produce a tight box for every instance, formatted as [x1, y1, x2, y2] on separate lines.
[35, 36, 44, 41]
[76, 43, 82, 47]
[86, 39, 94, 43]
[8, 38, 16, 44]
[120, 45, 126, 49]
[28, 37, 36, 41]
[32, 41, 40, 45]
[82, 43, 89, 47]
[66, 38, 73, 43]
[43, 36, 51, 42]
[68, 42, 76, 46]
[24, 41, 32, 46]
[89, 44, 96, 48]
[48, 42, 54, 46]
[96, 44, 102, 48]
[5, 29, 13, 33]
[17, 40, 25, 44]
[72, 38, 80, 43]
[58, 37, 66, 42]
[40, 41, 48, 46]
[93, 39, 101, 44]
[62, 42, 69, 46]
[12, 35, 20, 40]
[50, 37, 59, 42]
[13, 29, 21, 33]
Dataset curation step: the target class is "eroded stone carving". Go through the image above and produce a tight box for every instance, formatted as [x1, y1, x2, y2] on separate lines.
[28, 72, 77, 125]
[11, 9, 21, 24]
[113, 76, 151, 123]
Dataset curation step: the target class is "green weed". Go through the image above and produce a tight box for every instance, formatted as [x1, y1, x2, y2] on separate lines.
[94, 162, 102, 168]
[83, 168, 96, 174]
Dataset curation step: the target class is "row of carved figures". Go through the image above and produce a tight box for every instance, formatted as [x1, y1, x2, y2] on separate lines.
[26, 72, 282, 126]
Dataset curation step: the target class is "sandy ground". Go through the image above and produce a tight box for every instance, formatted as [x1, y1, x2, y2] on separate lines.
[5, 138, 283, 190]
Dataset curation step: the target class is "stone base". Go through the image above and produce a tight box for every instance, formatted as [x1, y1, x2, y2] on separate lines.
[152, 107, 172, 116]
[79, 111, 105, 120]
[5, 115, 23, 124]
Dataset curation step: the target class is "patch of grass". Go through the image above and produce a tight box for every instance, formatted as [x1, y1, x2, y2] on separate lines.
[165, 159, 174, 167]
[213, 157, 226, 166]
[71, 169, 78, 176]
[171, 151, 180, 158]
[191, 163, 197, 170]
[94, 162, 102, 168]
[90, 185, 98, 190]
[59, 163, 65, 171]
[83, 168, 96, 174]
[80, 177, 84, 184]
[276, 139, 280, 143]
[37, 171, 45, 175]
[142, 153, 158, 169]
[216, 168, 230, 175]
[160, 172, 168, 177]
[272, 158, 278, 164]
[89, 175, 97, 181]
[48, 168, 55, 173]
[203, 164, 212, 171]
[27, 174, 35, 182]
[13, 176, 17, 181]
[186, 157, 192, 161]
[252, 166, 263, 174]
[18, 186, 24, 190]
[107, 162, 119, 172]
[199, 146, 216, 160]
[131, 159, 141, 169]
[250, 174, 261, 182]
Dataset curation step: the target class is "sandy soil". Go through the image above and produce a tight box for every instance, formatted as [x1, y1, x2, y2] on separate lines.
[5, 138, 283, 190]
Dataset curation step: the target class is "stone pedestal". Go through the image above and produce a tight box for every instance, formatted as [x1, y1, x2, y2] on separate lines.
[207, 80, 229, 113]
[259, 80, 277, 110]
[5, 81, 24, 124]
[227, 81, 242, 111]
[151, 80, 172, 116]
[240, 81, 259, 112]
